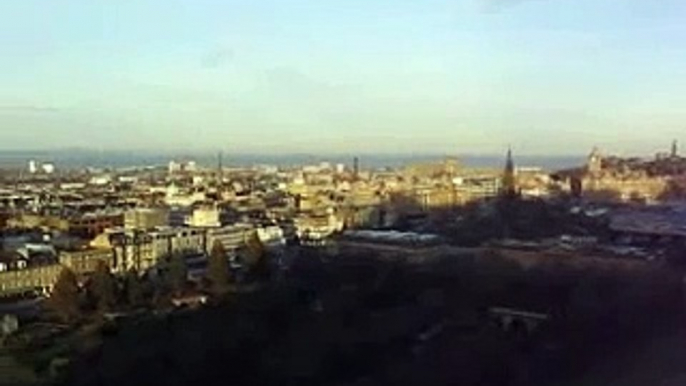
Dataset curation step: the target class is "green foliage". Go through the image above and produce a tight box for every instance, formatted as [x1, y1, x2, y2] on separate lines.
[89, 261, 117, 312]
[46, 268, 81, 324]
[208, 241, 231, 295]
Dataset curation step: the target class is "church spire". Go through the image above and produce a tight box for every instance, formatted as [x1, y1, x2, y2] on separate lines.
[502, 146, 516, 197]
[505, 146, 514, 173]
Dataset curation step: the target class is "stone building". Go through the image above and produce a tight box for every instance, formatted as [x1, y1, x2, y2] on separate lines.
[580, 148, 669, 203]
[0, 264, 62, 296]
[91, 226, 206, 273]
[67, 212, 123, 238]
[59, 248, 114, 275]
[205, 224, 254, 256]
[124, 208, 169, 230]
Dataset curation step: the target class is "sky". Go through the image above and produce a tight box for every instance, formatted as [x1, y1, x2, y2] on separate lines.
[1, 0, 686, 156]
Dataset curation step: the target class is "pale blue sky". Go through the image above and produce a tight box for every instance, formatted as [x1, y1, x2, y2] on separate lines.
[1, 0, 686, 155]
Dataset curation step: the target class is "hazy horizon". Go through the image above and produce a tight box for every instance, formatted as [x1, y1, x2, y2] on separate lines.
[0, 149, 587, 170]
[2, 1, 686, 154]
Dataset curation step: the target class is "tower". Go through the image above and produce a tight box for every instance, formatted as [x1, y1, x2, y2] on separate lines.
[502, 147, 516, 197]
[353, 157, 360, 179]
[587, 147, 602, 175]
[671, 140, 678, 158]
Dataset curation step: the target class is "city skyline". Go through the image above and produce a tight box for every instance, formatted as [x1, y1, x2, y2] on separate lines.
[2, 0, 686, 154]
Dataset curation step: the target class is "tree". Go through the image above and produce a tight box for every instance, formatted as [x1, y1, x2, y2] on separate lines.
[123, 269, 145, 308]
[251, 241, 272, 280]
[89, 260, 117, 312]
[243, 232, 267, 270]
[47, 268, 81, 324]
[166, 253, 188, 294]
[208, 241, 231, 295]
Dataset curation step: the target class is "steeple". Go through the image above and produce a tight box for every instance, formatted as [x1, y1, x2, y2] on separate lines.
[502, 146, 516, 197]
[505, 147, 514, 173]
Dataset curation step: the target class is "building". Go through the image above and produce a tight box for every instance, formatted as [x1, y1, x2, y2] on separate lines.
[68, 212, 123, 238]
[168, 160, 197, 174]
[168, 161, 182, 174]
[587, 147, 602, 175]
[411, 185, 461, 210]
[453, 176, 501, 201]
[168, 207, 192, 227]
[16, 243, 56, 261]
[256, 225, 287, 249]
[205, 224, 254, 256]
[41, 163, 55, 174]
[551, 144, 686, 203]
[7, 215, 69, 232]
[59, 248, 114, 275]
[0, 264, 62, 296]
[91, 226, 206, 273]
[516, 168, 551, 198]
[339, 205, 388, 229]
[124, 208, 169, 230]
[0, 227, 205, 296]
[165, 185, 206, 207]
[403, 158, 460, 181]
[186, 207, 222, 228]
[580, 148, 669, 203]
[89, 175, 111, 186]
[294, 210, 343, 244]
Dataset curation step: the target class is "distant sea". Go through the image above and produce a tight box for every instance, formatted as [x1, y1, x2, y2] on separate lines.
[0, 150, 585, 171]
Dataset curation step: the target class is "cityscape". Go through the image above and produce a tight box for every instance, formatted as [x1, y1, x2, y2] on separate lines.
[2, 144, 686, 384]
[4, 1, 686, 385]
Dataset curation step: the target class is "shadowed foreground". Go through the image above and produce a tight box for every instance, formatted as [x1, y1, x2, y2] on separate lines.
[56, 249, 686, 386]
